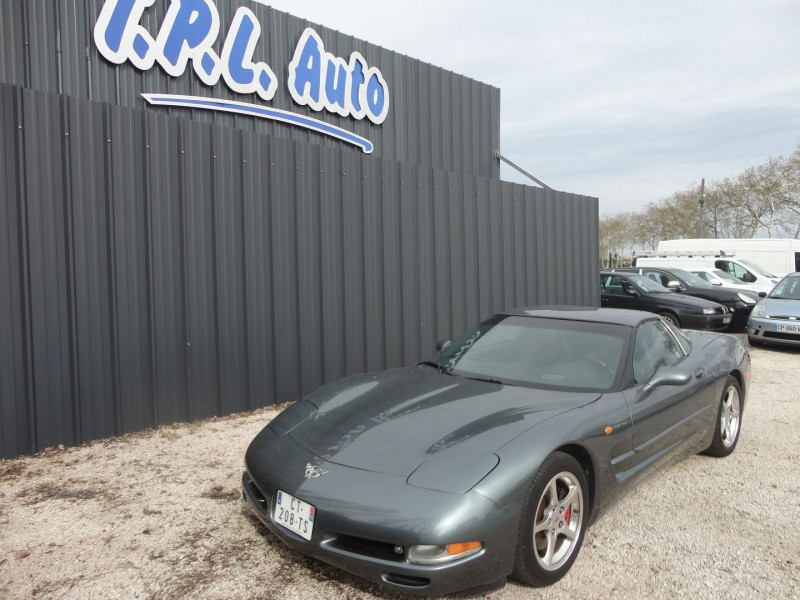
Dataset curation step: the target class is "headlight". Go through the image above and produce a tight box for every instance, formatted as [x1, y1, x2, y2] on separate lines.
[738, 293, 756, 304]
[407, 541, 482, 564]
[702, 307, 720, 315]
[751, 305, 767, 318]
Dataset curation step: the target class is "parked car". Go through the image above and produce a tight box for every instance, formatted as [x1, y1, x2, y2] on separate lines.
[633, 253, 780, 290]
[611, 267, 759, 330]
[242, 307, 749, 595]
[747, 272, 800, 348]
[689, 268, 770, 295]
[600, 270, 730, 330]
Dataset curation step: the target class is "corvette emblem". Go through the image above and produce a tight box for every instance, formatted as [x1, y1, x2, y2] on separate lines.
[305, 463, 329, 479]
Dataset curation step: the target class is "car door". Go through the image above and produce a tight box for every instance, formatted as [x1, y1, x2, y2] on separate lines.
[621, 320, 714, 477]
[601, 274, 644, 310]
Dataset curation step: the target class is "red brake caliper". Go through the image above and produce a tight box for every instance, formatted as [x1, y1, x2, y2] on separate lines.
[564, 505, 571, 524]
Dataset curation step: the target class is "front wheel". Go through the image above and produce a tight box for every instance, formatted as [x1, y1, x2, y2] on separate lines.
[658, 312, 680, 328]
[704, 375, 742, 457]
[512, 452, 588, 587]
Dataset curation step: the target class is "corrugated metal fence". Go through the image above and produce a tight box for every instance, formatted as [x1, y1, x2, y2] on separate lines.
[0, 83, 598, 459]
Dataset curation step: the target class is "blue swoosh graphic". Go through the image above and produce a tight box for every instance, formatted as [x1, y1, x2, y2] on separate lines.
[141, 93, 374, 154]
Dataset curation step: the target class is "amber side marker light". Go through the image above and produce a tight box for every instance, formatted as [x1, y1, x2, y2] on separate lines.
[408, 541, 483, 564]
[604, 426, 613, 435]
[447, 541, 482, 555]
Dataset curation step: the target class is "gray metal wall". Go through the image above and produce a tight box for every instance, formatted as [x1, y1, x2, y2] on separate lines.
[0, 0, 501, 178]
[1, 83, 598, 458]
[0, 0, 599, 458]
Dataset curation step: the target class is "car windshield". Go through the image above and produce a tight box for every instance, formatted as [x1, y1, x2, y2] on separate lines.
[428, 315, 628, 391]
[669, 268, 713, 288]
[740, 259, 777, 278]
[712, 269, 742, 284]
[628, 274, 671, 293]
[768, 276, 800, 300]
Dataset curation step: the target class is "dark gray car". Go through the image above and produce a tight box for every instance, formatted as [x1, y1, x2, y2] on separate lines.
[242, 307, 750, 595]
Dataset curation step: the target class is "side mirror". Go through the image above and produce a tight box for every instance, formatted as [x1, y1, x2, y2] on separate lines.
[711, 280, 722, 286]
[758, 291, 767, 298]
[436, 339, 452, 351]
[666, 280, 682, 291]
[625, 288, 640, 296]
[642, 367, 692, 393]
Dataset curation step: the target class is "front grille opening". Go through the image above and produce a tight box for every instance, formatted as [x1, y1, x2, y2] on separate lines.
[242, 474, 269, 514]
[764, 331, 800, 341]
[328, 534, 404, 562]
[383, 572, 430, 587]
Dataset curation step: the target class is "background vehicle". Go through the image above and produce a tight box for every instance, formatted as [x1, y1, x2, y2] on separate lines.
[611, 267, 760, 330]
[656, 238, 800, 276]
[747, 272, 800, 348]
[633, 252, 777, 291]
[243, 307, 749, 595]
[600, 271, 730, 330]
[689, 268, 769, 296]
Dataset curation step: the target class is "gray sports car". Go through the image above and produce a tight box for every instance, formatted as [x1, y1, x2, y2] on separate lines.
[242, 307, 750, 595]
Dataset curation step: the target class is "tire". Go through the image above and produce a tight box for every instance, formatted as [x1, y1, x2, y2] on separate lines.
[512, 452, 588, 587]
[704, 375, 742, 457]
[658, 312, 680, 328]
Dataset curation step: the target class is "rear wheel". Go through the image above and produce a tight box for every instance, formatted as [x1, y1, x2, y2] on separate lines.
[704, 376, 742, 457]
[658, 312, 680, 328]
[513, 452, 588, 587]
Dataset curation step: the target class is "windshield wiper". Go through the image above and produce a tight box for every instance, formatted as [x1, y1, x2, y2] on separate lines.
[465, 375, 509, 386]
[418, 360, 456, 375]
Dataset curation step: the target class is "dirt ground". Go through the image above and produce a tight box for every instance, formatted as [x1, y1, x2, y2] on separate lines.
[1, 340, 799, 600]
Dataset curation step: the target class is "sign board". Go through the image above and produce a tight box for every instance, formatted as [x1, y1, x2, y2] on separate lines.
[94, 0, 390, 153]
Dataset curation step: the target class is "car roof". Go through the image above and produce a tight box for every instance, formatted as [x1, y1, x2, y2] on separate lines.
[501, 305, 651, 327]
[601, 269, 640, 279]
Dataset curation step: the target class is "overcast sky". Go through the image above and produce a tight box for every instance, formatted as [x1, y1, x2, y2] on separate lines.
[256, 0, 800, 215]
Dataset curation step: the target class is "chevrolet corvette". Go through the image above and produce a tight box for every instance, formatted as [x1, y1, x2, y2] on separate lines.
[242, 307, 749, 595]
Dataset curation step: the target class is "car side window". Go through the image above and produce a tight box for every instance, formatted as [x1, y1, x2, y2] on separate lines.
[643, 270, 674, 288]
[601, 275, 626, 295]
[718, 260, 754, 283]
[633, 321, 684, 383]
[696, 272, 712, 283]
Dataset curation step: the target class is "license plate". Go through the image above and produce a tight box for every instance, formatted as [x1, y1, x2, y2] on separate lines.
[275, 490, 315, 540]
[775, 323, 800, 333]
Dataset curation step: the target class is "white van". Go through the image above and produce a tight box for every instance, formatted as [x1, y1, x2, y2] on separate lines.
[657, 238, 800, 276]
[632, 252, 777, 292]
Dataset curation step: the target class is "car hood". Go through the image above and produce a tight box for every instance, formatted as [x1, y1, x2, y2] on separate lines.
[645, 290, 723, 309]
[287, 366, 600, 477]
[759, 297, 800, 319]
[688, 285, 758, 302]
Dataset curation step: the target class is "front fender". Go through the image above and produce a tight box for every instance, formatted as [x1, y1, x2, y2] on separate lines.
[472, 395, 633, 523]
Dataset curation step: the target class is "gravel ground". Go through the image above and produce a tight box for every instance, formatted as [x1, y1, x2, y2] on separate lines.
[1, 337, 799, 600]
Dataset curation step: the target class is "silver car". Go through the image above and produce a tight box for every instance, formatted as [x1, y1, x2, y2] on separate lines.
[747, 273, 800, 347]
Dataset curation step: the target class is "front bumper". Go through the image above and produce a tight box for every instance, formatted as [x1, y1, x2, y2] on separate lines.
[747, 316, 800, 347]
[241, 427, 519, 596]
[725, 302, 756, 331]
[681, 311, 731, 332]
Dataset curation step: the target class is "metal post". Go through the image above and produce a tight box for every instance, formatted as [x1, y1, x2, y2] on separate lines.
[696, 178, 705, 237]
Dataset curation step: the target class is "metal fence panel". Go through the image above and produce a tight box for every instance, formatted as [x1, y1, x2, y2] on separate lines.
[0, 0, 600, 458]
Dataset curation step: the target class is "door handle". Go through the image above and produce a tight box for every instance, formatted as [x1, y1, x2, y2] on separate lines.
[694, 368, 706, 380]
